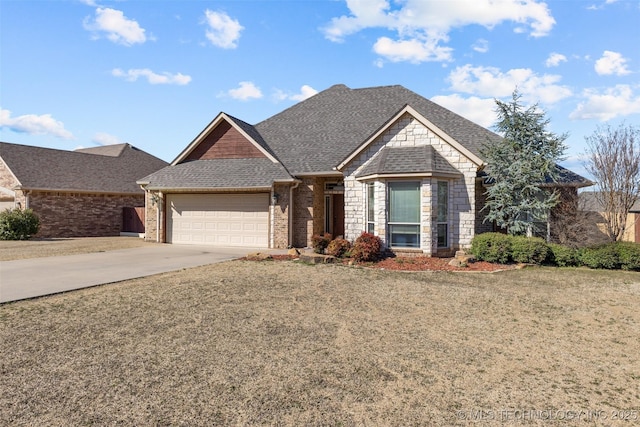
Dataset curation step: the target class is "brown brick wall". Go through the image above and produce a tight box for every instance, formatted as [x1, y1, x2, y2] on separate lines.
[292, 178, 315, 247]
[144, 191, 160, 242]
[272, 184, 290, 248]
[184, 121, 265, 160]
[28, 191, 144, 238]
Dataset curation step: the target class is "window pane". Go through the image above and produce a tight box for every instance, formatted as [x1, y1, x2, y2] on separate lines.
[437, 223, 448, 247]
[437, 181, 448, 222]
[389, 182, 420, 223]
[390, 224, 420, 248]
[367, 183, 375, 222]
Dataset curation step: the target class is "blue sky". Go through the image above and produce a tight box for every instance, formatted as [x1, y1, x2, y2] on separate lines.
[1, 0, 639, 179]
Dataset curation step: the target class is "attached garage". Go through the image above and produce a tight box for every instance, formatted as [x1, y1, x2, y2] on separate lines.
[166, 193, 269, 247]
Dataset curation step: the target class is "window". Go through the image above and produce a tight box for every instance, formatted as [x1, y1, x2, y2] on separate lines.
[437, 181, 449, 248]
[367, 183, 375, 234]
[388, 181, 420, 248]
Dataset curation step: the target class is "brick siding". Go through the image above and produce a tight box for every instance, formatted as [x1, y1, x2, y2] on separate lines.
[24, 190, 144, 238]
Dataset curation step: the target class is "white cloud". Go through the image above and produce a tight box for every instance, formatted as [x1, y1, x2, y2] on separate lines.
[274, 85, 319, 102]
[446, 64, 572, 104]
[430, 94, 497, 128]
[594, 50, 631, 76]
[373, 36, 453, 63]
[226, 82, 263, 101]
[569, 85, 640, 121]
[472, 39, 489, 53]
[83, 7, 148, 46]
[323, 0, 555, 63]
[112, 68, 191, 85]
[204, 10, 243, 49]
[92, 132, 124, 146]
[545, 52, 567, 67]
[0, 109, 74, 139]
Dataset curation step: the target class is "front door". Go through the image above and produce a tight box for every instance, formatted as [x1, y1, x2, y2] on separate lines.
[332, 194, 344, 237]
[324, 193, 345, 238]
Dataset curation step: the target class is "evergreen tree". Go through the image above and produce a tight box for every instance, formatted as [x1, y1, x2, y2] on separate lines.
[482, 91, 567, 236]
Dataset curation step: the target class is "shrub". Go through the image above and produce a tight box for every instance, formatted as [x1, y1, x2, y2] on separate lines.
[615, 242, 640, 271]
[579, 243, 620, 270]
[351, 232, 383, 262]
[510, 236, 549, 264]
[311, 233, 332, 254]
[0, 208, 40, 240]
[470, 232, 512, 264]
[547, 243, 578, 267]
[326, 237, 352, 258]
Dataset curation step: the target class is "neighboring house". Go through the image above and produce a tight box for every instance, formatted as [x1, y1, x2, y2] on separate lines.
[138, 84, 591, 255]
[580, 191, 640, 243]
[0, 142, 168, 238]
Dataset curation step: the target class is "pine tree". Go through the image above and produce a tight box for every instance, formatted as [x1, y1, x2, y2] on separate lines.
[482, 91, 567, 236]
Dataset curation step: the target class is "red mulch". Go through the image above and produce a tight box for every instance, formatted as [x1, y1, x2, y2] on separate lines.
[246, 254, 513, 272]
[374, 256, 514, 272]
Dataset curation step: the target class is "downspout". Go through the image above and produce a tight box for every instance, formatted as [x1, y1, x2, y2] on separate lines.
[157, 192, 163, 243]
[25, 190, 31, 209]
[289, 181, 300, 248]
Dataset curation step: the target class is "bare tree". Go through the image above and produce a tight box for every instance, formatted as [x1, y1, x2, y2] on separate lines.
[585, 123, 640, 241]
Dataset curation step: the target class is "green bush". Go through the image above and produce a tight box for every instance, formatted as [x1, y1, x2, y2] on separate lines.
[614, 242, 640, 271]
[351, 232, 383, 262]
[510, 236, 549, 264]
[326, 237, 352, 258]
[547, 243, 578, 267]
[0, 208, 40, 240]
[470, 232, 512, 264]
[579, 243, 621, 270]
[311, 233, 332, 254]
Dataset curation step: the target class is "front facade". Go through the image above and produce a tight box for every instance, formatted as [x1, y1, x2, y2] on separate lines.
[139, 84, 589, 255]
[0, 142, 168, 238]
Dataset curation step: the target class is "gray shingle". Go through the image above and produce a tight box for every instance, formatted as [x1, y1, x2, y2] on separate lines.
[138, 158, 293, 190]
[0, 142, 168, 193]
[254, 84, 502, 174]
[357, 146, 460, 177]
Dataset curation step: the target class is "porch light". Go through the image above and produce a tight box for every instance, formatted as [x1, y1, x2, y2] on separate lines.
[271, 193, 279, 205]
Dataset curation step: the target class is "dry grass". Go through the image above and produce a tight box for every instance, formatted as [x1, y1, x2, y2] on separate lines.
[0, 236, 150, 261]
[1, 260, 639, 426]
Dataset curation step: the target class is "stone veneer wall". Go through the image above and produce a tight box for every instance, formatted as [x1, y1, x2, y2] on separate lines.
[342, 113, 479, 254]
[0, 159, 19, 205]
[26, 191, 144, 238]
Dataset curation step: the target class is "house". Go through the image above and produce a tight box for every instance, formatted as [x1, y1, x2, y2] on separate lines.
[138, 84, 591, 255]
[579, 191, 640, 243]
[0, 142, 168, 238]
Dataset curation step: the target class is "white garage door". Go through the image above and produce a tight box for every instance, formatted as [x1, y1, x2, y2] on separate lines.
[167, 193, 269, 247]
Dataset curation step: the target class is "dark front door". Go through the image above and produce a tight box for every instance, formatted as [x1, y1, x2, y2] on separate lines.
[332, 194, 344, 238]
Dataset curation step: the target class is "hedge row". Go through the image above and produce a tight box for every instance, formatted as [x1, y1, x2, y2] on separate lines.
[470, 232, 640, 270]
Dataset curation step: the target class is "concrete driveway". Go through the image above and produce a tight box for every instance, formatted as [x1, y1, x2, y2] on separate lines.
[0, 244, 269, 303]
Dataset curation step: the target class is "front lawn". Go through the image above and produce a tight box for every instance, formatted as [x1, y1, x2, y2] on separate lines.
[1, 261, 639, 425]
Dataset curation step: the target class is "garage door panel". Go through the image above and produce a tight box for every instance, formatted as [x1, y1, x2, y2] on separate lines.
[167, 193, 269, 247]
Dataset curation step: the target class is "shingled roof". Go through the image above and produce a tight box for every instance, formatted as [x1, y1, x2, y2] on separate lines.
[138, 158, 294, 191]
[0, 142, 168, 194]
[356, 146, 461, 178]
[253, 84, 502, 174]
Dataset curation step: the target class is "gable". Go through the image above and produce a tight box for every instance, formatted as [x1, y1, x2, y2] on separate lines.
[183, 121, 266, 162]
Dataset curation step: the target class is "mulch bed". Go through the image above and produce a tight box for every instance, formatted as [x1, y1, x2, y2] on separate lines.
[251, 254, 514, 272]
